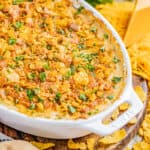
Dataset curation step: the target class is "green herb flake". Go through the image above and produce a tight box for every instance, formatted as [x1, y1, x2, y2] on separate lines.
[113, 56, 120, 63]
[79, 93, 87, 101]
[57, 29, 65, 35]
[26, 89, 35, 101]
[43, 62, 50, 70]
[46, 44, 52, 50]
[86, 64, 95, 72]
[79, 53, 97, 62]
[39, 72, 46, 82]
[76, 6, 84, 14]
[112, 76, 122, 84]
[107, 95, 114, 100]
[68, 105, 76, 113]
[77, 43, 86, 49]
[27, 73, 35, 80]
[55, 92, 62, 103]
[100, 46, 105, 52]
[103, 33, 109, 39]
[85, 0, 113, 6]
[14, 21, 23, 29]
[13, 0, 25, 5]
[14, 85, 22, 92]
[9, 64, 16, 69]
[93, 43, 96, 46]
[8, 38, 16, 45]
[90, 27, 97, 33]
[29, 103, 36, 110]
[65, 70, 72, 80]
[38, 97, 44, 103]
[14, 55, 24, 63]
[70, 65, 76, 75]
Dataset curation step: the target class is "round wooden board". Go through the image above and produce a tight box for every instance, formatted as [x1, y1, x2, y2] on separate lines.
[0, 75, 148, 150]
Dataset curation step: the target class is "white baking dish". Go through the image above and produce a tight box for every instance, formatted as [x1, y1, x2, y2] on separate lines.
[0, 0, 143, 139]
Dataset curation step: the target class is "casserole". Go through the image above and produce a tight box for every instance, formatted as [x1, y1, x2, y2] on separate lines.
[0, 0, 143, 139]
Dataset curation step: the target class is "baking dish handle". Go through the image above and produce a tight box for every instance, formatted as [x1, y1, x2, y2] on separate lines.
[82, 87, 143, 136]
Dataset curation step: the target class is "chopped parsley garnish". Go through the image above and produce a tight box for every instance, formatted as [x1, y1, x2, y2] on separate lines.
[107, 95, 114, 100]
[26, 89, 35, 101]
[103, 33, 109, 39]
[27, 73, 36, 80]
[77, 43, 86, 49]
[70, 65, 76, 75]
[90, 27, 97, 33]
[9, 64, 16, 69]
[55, 92, 62, 103]
[100, 46, 105, 52]
[76, 6, 84, 14]
[14, 85, 22, 92]
[29, 103, 35, 110]
[79, 94, 87, 101]
[113, 56, 120, 63]
[14, 21, 23, 29]
[68, 105, 76, 113]
[43, 62, 50, 70]
[85, 0, 113, 6]
[86, 64, 95, 72]
[14, 55, 24, 63]
[112, 76, 122, 84]
[46, 44, 52, 50]
[13, 0, 25, 5]
[57, 29, 65, 35]
[65, 70, 72, 79]
[39, 72, 46, 82]
[64, 66, 76, 79]
[8, 38, 16, 45]
[38, 97, 44, 103]
[79, 53, 97, 62]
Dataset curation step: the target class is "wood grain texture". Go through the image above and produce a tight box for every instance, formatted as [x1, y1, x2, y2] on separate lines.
[0, 75, 148, 150]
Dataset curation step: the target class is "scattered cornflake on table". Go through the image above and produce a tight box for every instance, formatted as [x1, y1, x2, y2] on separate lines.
[135, 86, 147, 102]
[31, 141, 55, 150]
[87, 138, 96, 150]
[133, 141, 150, 150]
[139, 114, 150, 143]
[68, 139, 87, 150]
[99, 129, 126, 145]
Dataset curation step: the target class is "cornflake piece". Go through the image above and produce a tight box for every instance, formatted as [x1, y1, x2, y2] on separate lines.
[134, 86, 147, 102]
[87, 138, 95, 150]
[68, 139, 87, 150]
[133, 141, 150, 150]
[31, 141, 55, 150]
[99, 129, 126, 144]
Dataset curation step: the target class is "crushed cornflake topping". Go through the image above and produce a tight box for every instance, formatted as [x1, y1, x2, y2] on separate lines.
[0, 0, 124, 119]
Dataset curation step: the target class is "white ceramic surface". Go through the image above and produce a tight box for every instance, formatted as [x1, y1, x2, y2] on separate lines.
[0, 0, 143, 139]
